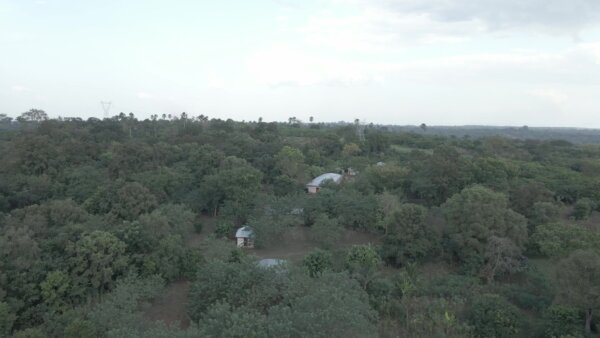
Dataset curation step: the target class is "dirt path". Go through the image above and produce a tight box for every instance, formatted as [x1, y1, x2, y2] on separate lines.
[145, 221, 381, 327]
[143, 279, 191, 329]
[252, 226, 382, 262]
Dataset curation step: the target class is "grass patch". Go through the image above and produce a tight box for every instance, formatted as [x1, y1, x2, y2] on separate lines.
[391, 144, 433, 155]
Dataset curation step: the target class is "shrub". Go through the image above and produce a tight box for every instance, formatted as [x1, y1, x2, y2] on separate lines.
[466, 294, 523, 338]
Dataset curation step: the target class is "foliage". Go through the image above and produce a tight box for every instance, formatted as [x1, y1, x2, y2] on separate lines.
[572, 197, 595, 220]
[466, 294, 523, 338]
[494, 269, 554, 312]
[198, 302, 268, 338]
[0, 301, 16, 336]
[187, 259, 283, 322]
[303, 249, 333, 277]
[532, 223, 600, 257]
[381, 203, 439, 266]
[480, 236, 524, 283]
[345, 244, 382, 289]
[3, 117, 600, 334]
[529, 201, 561, 227]
[268, 272, 377, 338]
[555, 250, 600, 333]
[541, 305, 584, 338]
[67, 231, 129, 299]
[308, 214, 342, 249]
[442, 185, 527, 272]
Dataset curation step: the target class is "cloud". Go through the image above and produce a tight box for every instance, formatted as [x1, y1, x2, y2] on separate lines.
[136, 91, 153, 99]
[531, 88, 568, 105]
[206, 73, 226, 89]
[247, 46, 388, 86]
[300, 7, 479, 51]
[246, 43, 600, 87]
[11, 85, 30, 92]
[375, 0, 600, 34]
[300, 0, 600, 53]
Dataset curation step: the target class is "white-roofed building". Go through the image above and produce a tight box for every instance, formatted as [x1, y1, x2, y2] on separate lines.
[306, 173, 343, 194]
[235, 226, 255, 248]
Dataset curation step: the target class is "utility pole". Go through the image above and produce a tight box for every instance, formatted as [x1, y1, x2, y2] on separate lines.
[100, 101, 112, 119]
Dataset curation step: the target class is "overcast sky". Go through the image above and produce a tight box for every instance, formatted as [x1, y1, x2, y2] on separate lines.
[1, 0, 600, 127]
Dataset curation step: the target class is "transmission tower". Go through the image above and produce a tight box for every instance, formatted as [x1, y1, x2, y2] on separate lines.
[100, 101, 112, 119]
[355, 118, 367, 142]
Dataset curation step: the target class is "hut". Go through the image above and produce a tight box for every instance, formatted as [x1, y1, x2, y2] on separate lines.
[235, 226, 255, 248]
[306, 173, 343, 194]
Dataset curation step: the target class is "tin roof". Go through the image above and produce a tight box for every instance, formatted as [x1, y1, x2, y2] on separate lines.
[306, 173, 343, 187]
[235, 226, 254, 238]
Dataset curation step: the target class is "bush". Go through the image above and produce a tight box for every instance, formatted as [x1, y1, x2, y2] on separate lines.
[193, 221, 203, 233]
[541, 305, 583, 338]
[303, 249, 333, 277]
[309, 214, 342, 249]
[423, 275, 481, 300]
[494, 270, 553, 312]
[466, 294, 523, 338]
[214, 220, 235, 238]
[529, 201, 560, 227]
[572, 198, 594, 220]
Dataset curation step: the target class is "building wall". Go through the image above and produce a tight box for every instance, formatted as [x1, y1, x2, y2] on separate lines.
[237, 237, 254, 248]
[307, 186, 319, 194]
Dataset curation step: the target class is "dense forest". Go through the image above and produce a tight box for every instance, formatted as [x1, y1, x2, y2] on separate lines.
[1, 110, 600, 337]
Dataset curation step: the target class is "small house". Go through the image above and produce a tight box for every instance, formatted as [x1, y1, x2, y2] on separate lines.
[235, 226, 255, 248]
[306, 173, 343, 194]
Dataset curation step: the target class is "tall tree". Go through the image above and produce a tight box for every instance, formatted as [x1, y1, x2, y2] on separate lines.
[17, 109, 48, 122]
[68, 231, 129, 299]
[442, 185, 527, 272]
[556, 250, 600, 333]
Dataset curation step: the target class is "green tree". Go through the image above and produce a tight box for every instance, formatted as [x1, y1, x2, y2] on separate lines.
[111, 182, 158, 221]
[303, 249, 333, 277]
[408, 145, 473, 205]
[274, 146, 306, 182]
[268, 272, 377, 337]
[509, 181, 554, 219]
[480, 236, 523, 284]
[346, 244, 382, 289]
[529, 201, 560, 227]
[541, 305, 583, 338]
[556, 250, 600, 334]
[187, 260, 282, 323]
[68, 231, 129, 299]
[442, 186, 527, 272]
[0, 301, 16, 337]
[467, 294, 523, 338]
[309, 214, 342, 249]
[198, 302, 267, 338]
[532, 223, 600, 257]
[572, 197, 594, 220]
[199, 156, 262, 217]
[381, 203, 438, 266]
[17, 109, 48, 122]
[63, 319, 98, 338]
[40, 271, 71, 315]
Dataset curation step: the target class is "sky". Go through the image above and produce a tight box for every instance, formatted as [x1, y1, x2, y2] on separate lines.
[1, 0, 600, 127]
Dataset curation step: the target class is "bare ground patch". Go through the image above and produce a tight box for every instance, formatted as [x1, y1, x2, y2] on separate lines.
[143, 279, 191, 329]
[251, 226, 382, 262]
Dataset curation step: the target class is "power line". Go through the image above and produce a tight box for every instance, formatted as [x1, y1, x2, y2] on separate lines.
[100, 101, 112, 119]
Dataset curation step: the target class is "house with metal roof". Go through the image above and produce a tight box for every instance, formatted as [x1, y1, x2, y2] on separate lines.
[235, 226, 255, 248]
[306, 173, 343, 194]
